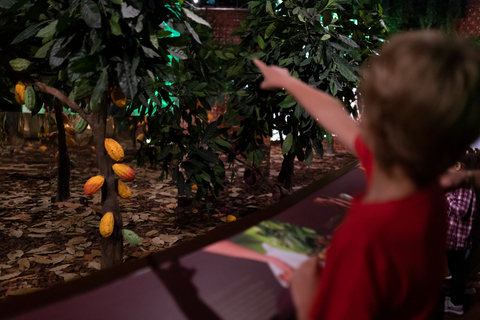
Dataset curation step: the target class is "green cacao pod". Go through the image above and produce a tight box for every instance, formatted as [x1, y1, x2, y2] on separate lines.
[122, 229, 142, 246]
[24, 86, 36, 111]
[9, 58, 31, 72]
[75, 118, 88, 134]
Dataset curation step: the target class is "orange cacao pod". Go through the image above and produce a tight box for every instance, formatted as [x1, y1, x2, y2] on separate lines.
[62, 113, 69, 125]
[84, 175, 105, 195]
[117, 180, 131, 199]
[15, 81, 26, 105]
[104, 138, 124, 162]
[110, 86, 127, 108]
[112, 163, 135, 181]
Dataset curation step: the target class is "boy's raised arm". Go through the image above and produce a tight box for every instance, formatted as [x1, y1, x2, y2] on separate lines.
[253, 59, 360, 154]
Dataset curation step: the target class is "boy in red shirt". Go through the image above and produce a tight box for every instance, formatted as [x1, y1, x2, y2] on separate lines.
[254, 30, 480, 319]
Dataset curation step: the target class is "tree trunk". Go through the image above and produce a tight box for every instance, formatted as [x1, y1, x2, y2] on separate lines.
[54, 101, 70, 202]
[325, 131, 335, 155]
[91, 108, 123, 269]
[261, 136, 271, 179]
[283, 153, 295, 191]
[5, 112, 21, 142]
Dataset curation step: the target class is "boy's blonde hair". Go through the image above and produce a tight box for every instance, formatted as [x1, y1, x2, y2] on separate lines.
[360, 30, 480, 186]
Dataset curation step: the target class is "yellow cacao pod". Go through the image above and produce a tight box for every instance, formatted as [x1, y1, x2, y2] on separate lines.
[39, 145, 47, 152]
[110, 86, 127, 108]
[99, 212, 114, 237]
[64, 126, 76, 137]
[226, 215, 237, 223]
[104, 138, 124, 162]
[84, 175, 105, 195]
[136, 134, 144, 142]
[15, 81, 26, 105]
[65, 135, 77, 148]
[192, 184, 198, 190]
[112, 163, 135, 181]
[117, 180, 131, 199]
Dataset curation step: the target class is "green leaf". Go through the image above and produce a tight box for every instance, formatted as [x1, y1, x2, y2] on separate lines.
[193, 82, 208, 91]
[34, 40, 54, 59]
[279, 58, 293, 67]
[321, 34, 331, 41]
[265, 22, 276, 39]
[109, 14, 122, 36]
[145, 86, 163, 106]
[185, 21, 201, 44]
[117, 54, 138, 99]
[91, 68, 108, 109]
[282, 133, 293, 155]
[257, 35, 265, 50]
[214, 50, 227, 60]
[198, 149, 219, 163]
[224, 52, 236, 59]
[183, 8, 211, 28]
[278, 95, 296, 109]
[202, 122, 217, 143]
[336, 62, 358, 82]
[200, 172, 211, 182]
[305, 145, 313, 166]
[36, 20, 58, 38]
[337, 34, 359, 48]
[213, 138, 232, 148]
[81, 0, 101, 29]
[168, 47, 188, 60]
[266, 1, 274, 16]
[112, 0, 122, 4]
[11, 21, 48, 44]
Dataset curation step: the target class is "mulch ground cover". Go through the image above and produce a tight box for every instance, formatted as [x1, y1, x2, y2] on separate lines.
[0, 137, 356, 299]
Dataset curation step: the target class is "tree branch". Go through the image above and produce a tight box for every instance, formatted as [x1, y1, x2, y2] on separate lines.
[34, 81, 92, 123]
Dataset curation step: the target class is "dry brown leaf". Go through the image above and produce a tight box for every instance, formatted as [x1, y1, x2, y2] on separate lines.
[7, 250, 24, 261]
[27, 228, 52, 233]
[27, 234, 47, 238]
[0, 264, 12, 269]
[74, 251, 85, 258]
[53, 201, 81, 210]
[33, 256, 53, 264]
[87, 261, 101, 270]
[17, 257, 30, 271]
[7, 287, 41, 296]
[51, 254, 66, 264]
[68, 236, 86, 245]
[151, 237, 165, 246]
[60, 273, 79, 282]
[65, 247, 75, 255]
[0, 271, 21, 281]
[49, 264, 71, 272]
[10, 229, 23, 238]
[146, 230, 158, 237]
[27, 244, 58, 255]
[3, 214, 31, 222]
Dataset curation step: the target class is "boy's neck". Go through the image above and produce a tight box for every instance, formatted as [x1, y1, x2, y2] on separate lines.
[363, 164, 418, 203]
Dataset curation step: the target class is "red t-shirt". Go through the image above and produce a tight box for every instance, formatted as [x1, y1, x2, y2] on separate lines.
[309, 136, 447, 320]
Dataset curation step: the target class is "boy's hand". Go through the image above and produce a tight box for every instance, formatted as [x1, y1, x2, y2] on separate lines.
[253, 59, 292, 90]
[290, 257, 324, 320]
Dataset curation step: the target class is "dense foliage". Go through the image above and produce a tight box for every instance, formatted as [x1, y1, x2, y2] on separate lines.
[225, 0, 388, 190]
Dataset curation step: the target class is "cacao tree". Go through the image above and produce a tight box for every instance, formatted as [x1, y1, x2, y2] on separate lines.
[225, 0, 388, 192]
[0, 0, 222, 269]
[135, 9, 233, 205]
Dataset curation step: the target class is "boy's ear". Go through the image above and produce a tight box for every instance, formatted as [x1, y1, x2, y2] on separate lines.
[454, 162, 463, 171]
